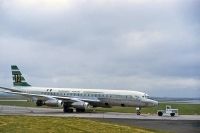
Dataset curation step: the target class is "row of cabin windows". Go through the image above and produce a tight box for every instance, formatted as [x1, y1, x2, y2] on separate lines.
[41, 92, 132, 99]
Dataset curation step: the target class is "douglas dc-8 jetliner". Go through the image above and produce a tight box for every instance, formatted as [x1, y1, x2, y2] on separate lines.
[0, 65, 158, 115]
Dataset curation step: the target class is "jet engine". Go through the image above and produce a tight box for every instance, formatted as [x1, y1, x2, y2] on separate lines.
[45, 99, 63, 107]
[71, 101, 89, 109]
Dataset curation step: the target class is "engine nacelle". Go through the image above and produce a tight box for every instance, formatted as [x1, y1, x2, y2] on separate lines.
[71, 101, 89, 109]
[45, 99, 63, 107]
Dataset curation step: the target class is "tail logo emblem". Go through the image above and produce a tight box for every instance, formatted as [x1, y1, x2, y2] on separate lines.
[14, 74, 21, 83]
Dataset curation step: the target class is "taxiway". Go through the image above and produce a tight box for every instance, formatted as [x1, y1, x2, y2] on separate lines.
[0, 105, 199, 120]
[0, 105, 199, 133]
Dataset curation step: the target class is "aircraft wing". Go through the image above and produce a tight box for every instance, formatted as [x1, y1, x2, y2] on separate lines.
[1, 90, 50, 101]
[0, 86, 21, 92]
[0, 89, 100, 103]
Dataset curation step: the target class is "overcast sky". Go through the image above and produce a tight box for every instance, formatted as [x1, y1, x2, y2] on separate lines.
[0, 0, 199, 98]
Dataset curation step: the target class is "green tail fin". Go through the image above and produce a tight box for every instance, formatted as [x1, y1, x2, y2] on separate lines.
[11, 65, 31, 87]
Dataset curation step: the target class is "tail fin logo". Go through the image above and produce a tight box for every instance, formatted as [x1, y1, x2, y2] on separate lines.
[14, 74, 22, 83]
[11, 65, 31, 87]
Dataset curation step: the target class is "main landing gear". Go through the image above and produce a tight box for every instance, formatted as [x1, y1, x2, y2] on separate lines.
[136, 107, 141, 115]
[63, 105, 73, 113]
[36, 100, 43, 106]
[76, 108, 85, 113]
[63, 104, 86, 113]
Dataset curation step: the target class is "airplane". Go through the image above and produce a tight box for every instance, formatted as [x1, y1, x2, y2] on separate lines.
[0, 65, 158, 115]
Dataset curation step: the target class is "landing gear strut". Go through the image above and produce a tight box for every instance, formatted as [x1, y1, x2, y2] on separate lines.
[136, 107, 141, 115]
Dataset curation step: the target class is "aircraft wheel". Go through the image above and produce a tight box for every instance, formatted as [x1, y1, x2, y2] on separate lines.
[63, 106, 73, 113]
[76, 108, 85, 113]
[170, 113, 175, 117]
[36, 100, 43, 106]
[137, 111, 141, 115]
[158, 111, 163, 116]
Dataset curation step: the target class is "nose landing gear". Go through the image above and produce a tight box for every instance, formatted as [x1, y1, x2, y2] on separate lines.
[136, 107, 141, 115]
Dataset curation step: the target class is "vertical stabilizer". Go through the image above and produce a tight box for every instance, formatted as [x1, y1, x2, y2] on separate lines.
[11, 65, 31, 87]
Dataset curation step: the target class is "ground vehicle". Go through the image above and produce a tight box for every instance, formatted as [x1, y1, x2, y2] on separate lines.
[157, 105, 178, 117]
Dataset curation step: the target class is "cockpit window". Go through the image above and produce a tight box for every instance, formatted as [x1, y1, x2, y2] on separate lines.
[145, 94, 149, 99]
[142, 94, 149, 99]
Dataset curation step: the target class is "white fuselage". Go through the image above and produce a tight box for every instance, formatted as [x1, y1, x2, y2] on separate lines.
[14, 86, 158, 108]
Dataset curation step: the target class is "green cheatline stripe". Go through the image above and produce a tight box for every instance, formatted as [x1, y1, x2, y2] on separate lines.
[13, 76, 25, 81]
[13, 82, 31, 86]
[12, 71, 22, 75]
[11, 65, 19, 70]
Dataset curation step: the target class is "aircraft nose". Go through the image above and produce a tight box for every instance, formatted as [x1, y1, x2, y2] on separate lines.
[147, 99, 158, 107]
[153, 100, 159, 106]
